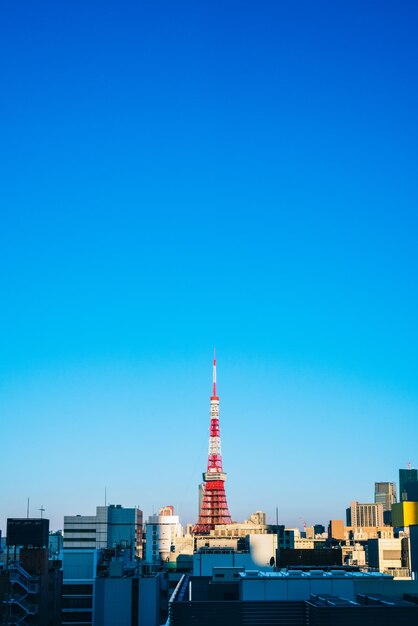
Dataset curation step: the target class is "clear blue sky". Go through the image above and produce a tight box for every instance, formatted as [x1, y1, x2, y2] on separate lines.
[1, 0, 418, 533]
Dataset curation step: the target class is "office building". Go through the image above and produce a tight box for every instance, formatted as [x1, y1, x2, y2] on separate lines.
[367, 538, 403, 575]
[64, 504, 143, 557]
[346, 501, 384, 527]
[375, 482, 396, 524]
[94, 571, 161, 626]
[399, 466, 418, 501]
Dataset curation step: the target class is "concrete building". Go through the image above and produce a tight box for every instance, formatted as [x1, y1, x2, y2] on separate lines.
[145, 506, 185, 565]
[346, 501, 384, 527]
[62, 549, 99, 626]
[400, 466, 418, 501]
[64, 504, 143, 557]
[341, 543, 366, 567]
[346, 525, 393, 541]
[367, 538, 403, 574]
[392, 501, 418, 527]
[194, 518, 294, 554]
[375, 482, 397, 523]
[169, 569, 418, 626]
[94, 569, 161, 626]
[375, 482, 397, 509]
[328, 520, 345, 541]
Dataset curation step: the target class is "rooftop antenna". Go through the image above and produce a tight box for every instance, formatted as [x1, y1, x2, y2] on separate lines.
[408, 461, 412, 470]
[27, 497, 30, 519]
[39, 505, 45, 519]
[276, 506, 280, 571]
[212, 347, 217, 398]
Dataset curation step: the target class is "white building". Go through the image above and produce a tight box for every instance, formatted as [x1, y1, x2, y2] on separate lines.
[145, 506, 184, 564]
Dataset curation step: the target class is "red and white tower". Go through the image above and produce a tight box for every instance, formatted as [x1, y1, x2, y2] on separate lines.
[193, 352, 232, 534]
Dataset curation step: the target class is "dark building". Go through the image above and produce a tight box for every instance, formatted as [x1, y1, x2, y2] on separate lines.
[402, 481, 418, 502]
[0, 518, 62, 626]
[313, 524, 325, 535]
[168, 573, 418, 626]
[399, 468, 418, 501]
[410, 524, 418, 577]
[278, 548, 343, 568]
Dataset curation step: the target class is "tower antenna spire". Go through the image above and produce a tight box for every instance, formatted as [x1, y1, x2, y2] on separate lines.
[212, 348, 217, 398]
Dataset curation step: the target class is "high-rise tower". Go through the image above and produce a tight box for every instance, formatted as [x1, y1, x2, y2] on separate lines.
[193, 353, 232, 534]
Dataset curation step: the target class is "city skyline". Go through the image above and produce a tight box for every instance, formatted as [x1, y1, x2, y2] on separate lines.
[1, 1, 418, 533]
[0, 352, 416, 532]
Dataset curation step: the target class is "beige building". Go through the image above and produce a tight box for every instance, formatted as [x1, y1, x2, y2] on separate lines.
[342, 543, 366, 567]
[328, 519, 345, 540]
[367, 538, 407, 577]
[194, 511, 271, 551]
[346, 526, 393, 541]
[347, 501, 384, 527]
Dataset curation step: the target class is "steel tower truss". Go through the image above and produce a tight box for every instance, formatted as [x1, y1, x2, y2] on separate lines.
[193, 353, 232, 534]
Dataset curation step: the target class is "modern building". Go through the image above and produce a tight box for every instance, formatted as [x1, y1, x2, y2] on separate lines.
[48, 531, 63, 560]
[399, 466, 418, 501]
[64, 504, 143, 557]
[392, 502, 418, 528]
[144, 506, 186, 565]
[375, 482, 397, 523]
[62, 504, 143, 625]
[346, 501, 384, 527]
[94, 565, 162, 626]
[168, 569, 418, 626]
[367, 538, 403, 575]
[61, 549, 99, 626]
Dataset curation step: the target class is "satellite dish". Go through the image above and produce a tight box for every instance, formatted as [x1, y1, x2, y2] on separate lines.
[269, 556, 275, 567]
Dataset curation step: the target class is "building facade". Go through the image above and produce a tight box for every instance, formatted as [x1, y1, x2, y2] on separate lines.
[144, 506, 184, 565]
[399, 467, 418, 502]
[64, 504, 143, 557]
[346, 501, 384, 527]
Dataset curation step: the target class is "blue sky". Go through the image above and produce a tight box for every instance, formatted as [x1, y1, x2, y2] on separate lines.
[1, 0, 418, 532]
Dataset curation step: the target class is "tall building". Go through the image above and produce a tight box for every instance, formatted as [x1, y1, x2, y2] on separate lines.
[399, 465, 418, 501]
[64, 504, 143, 557]
[346, 501, 384, 527]
[193, 353, 232, 534]
[62, 504, 142, 626]
[375, 482, 397, 510]
[375, 482, 397, 524]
